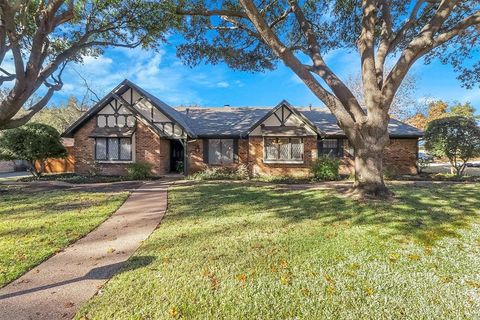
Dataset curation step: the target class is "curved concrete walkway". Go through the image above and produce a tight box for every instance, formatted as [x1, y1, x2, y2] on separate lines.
[0, 179, 173, 320]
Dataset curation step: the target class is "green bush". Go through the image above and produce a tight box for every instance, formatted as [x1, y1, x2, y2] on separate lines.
[127, 161, 153, 180]
[310, 156, 340, 181]
[175, 161, 184, 173]
[253, 175, 310, 184]
[191, 165, 249, 180]
[0, 123, 67, 177]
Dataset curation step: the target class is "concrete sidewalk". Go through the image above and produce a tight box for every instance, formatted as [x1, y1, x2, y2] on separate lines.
[0, 179, 172, 320]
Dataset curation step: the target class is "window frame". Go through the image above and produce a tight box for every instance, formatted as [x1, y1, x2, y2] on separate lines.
[318, 138, 343, 157]
[263, 137, 304, 164]
[95, 137, 133, 162]
[207, 139, 234, 165]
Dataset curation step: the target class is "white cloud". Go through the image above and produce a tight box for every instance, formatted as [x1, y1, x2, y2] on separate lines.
[217, 81, 230, 88]
[416, 96, 436, 105]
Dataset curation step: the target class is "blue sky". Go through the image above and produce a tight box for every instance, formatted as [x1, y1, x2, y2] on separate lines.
[51, 44, 480, 113]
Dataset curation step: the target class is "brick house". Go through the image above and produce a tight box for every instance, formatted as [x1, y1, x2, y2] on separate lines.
[63, 80, 423, 177]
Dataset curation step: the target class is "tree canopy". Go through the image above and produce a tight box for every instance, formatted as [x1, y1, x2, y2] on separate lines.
[424, 116, 480, 176]
[0, 122, 67, 176]
[0, 0, 179, 130]
[406, 100, 477, 129]
[175, 0, 480, 197]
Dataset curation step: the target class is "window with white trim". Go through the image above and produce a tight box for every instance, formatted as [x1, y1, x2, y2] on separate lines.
[95, 137, 132, 161]
[208, 139, 233, 164]
[264, 137, 304, 161]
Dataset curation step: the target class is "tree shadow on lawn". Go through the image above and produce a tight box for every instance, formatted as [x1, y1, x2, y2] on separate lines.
[0, 256, 155, 300]
[168, 182, 480, 246]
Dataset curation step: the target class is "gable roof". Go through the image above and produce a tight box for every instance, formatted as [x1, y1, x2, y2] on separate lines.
[64, 81, 423, 139]
[175, 106, 423, 138]
[245, 100, 323, 137]
[62, 79, 195, 138]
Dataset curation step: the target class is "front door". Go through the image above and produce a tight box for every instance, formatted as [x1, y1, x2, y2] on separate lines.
[170, 140, 184, 173]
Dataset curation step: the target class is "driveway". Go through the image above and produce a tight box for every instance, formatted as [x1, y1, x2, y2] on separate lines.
[0, 179, 174, 320]
[0, 171, 30, 181]
[424, 162, 480, 176]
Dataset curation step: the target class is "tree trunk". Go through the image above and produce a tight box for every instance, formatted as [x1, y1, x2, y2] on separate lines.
[351, 139, 393, 199]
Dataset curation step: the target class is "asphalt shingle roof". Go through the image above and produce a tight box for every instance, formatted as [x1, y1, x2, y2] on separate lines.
[176, 106, 423, 138]
[63, 80, 423, 139]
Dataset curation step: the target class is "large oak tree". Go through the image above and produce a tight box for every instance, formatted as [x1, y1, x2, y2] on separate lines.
[0, 0, 177, 130]
[175, 0, 480, 198]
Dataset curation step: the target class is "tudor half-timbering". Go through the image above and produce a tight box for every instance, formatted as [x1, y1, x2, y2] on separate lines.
[63, 80, 423, 177]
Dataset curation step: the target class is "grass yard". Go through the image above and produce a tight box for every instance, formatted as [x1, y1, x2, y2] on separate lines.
[77, 182, 480, 319]
[0, 186, 128, 287]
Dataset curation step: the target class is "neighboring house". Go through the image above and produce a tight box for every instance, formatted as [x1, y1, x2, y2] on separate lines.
[63, 80, 423, 177]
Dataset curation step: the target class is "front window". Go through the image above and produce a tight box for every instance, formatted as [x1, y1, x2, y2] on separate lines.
[208, 139, 233, 164]
[319, 139, 342, 156]
[95, 137, 132, 161]
[264, 137, 304, 162]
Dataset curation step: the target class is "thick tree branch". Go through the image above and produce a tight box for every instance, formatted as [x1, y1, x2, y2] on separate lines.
[238, 0, 356, 131]
[375, 0, 433, 84]
[358, 0, 380, 109]
[1, 62, 66, 129]
[289, 0, 365, 122]
[383, 0, 460, 106]
[432, 10, 480, 46]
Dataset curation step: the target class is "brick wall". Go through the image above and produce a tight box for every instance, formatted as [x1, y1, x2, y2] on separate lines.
[248, 136, 317, 177]
[383, 139, 418, 175]
[74, 118, 418, 177]
[73, 117, 170, 176]
[339, 138, 418, 175]
[186, 138, 249, 173]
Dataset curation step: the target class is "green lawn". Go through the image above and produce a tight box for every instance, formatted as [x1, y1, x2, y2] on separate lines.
[77, 182, 480, 319]
[0, 186, 128, 287]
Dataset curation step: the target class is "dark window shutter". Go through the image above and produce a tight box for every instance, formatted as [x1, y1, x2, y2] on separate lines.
[318, 140, 323, 156]
[233, 139, 239, 163]
[203, 139, 209, 164]
[337, 139, 344, 157]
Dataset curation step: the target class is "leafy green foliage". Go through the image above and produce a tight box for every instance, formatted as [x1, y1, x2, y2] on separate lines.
[450, 102, 477, 119]
[424, 116, 480, 176]
[0, 188, 128, 287]
[190, 165, 249, 180]
[0, 123, 67, 177]
[311, 156, 340, 181]
[30, 97, 84, 133]
[407, 100, 478, 130]
[0, 0, 181, 129]
[76, 183, 480, 319]
[176, 1, 479, 88]
[18, 173, 140, 184]
[126, 161, 153, 180]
